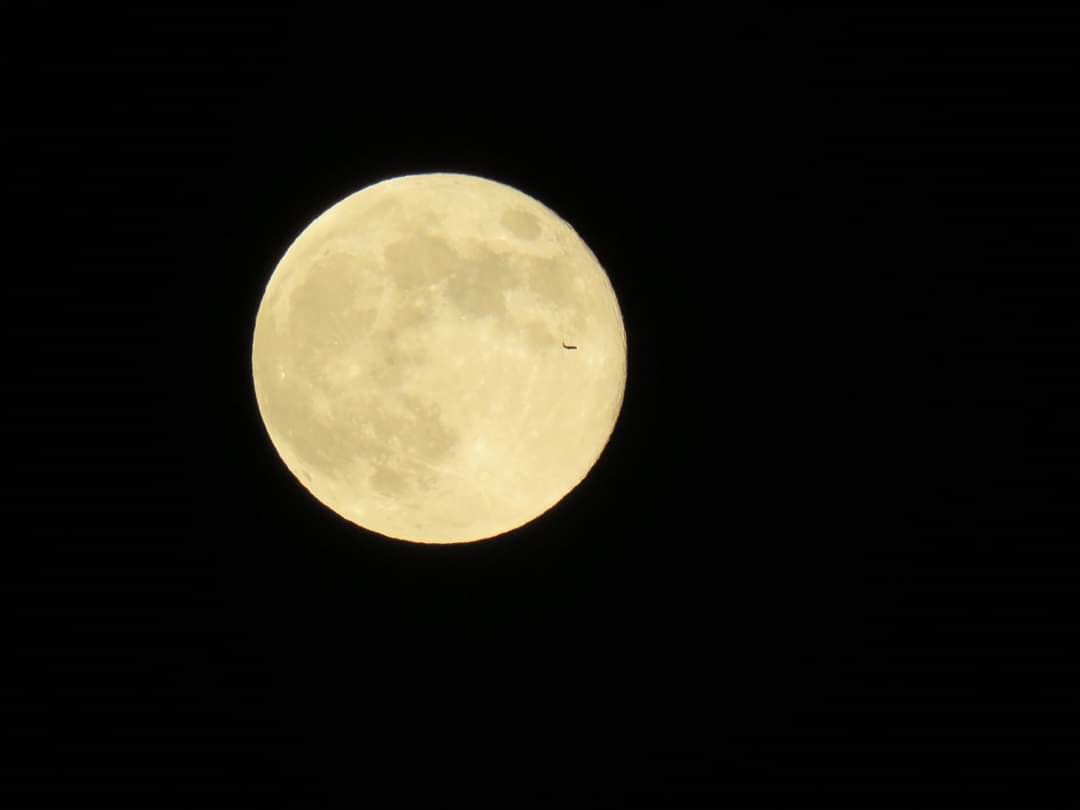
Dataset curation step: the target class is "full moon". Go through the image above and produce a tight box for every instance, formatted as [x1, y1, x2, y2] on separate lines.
[251, 173, 627, 544]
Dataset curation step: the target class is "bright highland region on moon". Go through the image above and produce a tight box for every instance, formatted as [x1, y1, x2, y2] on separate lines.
[251, 174, 627, 543]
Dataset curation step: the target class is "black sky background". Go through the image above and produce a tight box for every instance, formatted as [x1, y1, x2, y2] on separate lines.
[6, 6, 1080, 808]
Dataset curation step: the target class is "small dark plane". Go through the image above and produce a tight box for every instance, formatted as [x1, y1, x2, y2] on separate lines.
[562, 342, 577, 350]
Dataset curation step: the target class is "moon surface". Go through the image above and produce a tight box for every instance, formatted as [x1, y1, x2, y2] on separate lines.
[251, 173, 627, 543]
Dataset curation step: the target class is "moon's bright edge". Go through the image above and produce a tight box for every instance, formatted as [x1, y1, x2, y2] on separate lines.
[252, 173, 627, 543]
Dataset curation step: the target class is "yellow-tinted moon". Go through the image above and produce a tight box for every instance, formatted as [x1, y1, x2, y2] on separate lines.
[251, 173, 627, 543]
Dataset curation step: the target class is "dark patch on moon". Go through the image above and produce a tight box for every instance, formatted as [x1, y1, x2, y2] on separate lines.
[445, 247, 520, 319]
[385, 233, 459, 289]
[285, 252, 379, 348]
[525, 255, 576, 309]
[370, 465, 407, 496]
[385, 232, 528, 322]
[501, 208, 541, 240]
[521, 320, 556, 351]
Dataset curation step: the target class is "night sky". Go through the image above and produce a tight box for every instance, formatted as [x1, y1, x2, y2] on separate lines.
[7, 7, 1080, 808]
